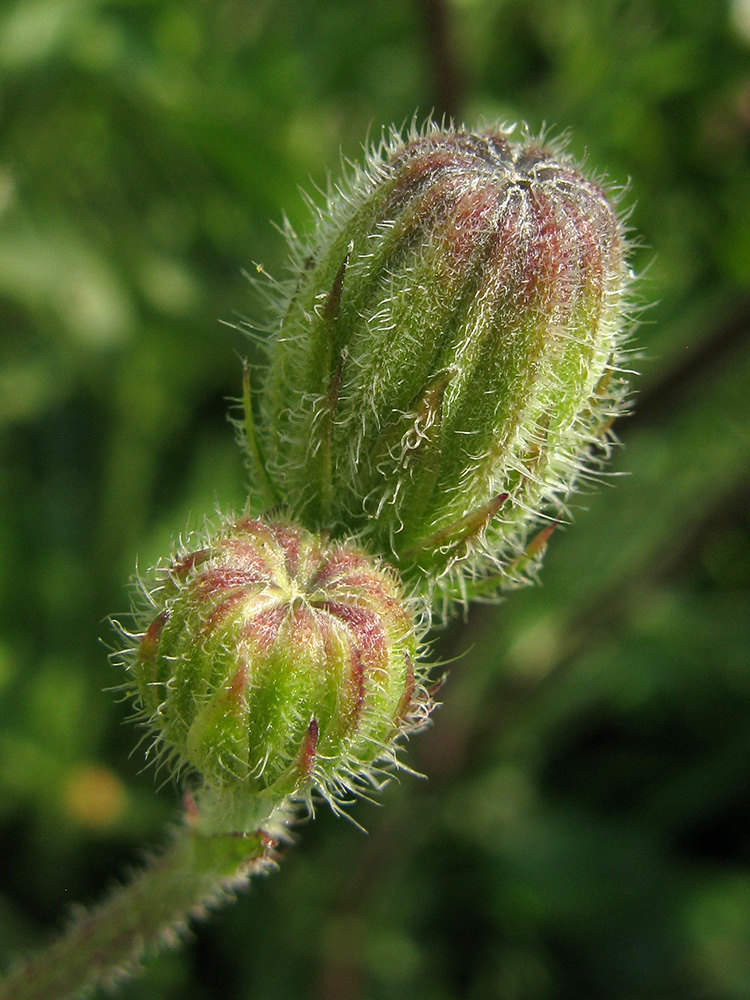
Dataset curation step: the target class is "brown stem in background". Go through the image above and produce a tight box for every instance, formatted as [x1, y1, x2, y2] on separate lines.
[419, 0, 464, 120]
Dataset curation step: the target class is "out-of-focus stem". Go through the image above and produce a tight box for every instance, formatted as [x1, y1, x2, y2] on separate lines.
[0, 824, 278, 1000]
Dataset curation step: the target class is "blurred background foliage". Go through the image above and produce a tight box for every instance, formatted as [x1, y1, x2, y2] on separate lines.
[1, 0, 749, 997]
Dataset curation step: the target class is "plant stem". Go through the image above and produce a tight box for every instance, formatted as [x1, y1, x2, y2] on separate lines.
[0, 823, 280, 1000]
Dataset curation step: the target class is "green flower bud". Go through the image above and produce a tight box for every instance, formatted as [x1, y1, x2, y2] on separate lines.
[123, 517, 430, 833]
[248, 123, 633, 613]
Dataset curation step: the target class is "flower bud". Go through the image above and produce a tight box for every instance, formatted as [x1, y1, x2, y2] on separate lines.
[250, 123, 633, 612]
[124, 517, 430, 832]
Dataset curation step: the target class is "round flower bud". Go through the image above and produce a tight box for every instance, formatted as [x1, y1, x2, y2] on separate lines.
[248, 123, 634, 614]
[124, 517, 430, 833]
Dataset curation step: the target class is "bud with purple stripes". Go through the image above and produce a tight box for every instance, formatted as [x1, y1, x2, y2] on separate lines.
[250, 124, 633, 615]
[127, 517, 431, 832]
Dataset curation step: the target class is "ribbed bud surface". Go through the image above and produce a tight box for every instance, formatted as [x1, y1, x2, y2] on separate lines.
[127, 518, 428, 830]
[253, 124, 632, 612]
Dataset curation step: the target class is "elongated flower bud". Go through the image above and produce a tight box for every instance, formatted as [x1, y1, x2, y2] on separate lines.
[124, 517, 430, 833]
[248, 123, 633, 613]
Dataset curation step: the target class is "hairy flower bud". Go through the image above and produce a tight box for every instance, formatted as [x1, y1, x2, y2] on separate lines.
[247, 123, 633, 613]
[123, 517, 430, 832]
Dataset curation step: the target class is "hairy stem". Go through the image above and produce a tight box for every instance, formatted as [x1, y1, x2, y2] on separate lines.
[0, 823, 280, 1000]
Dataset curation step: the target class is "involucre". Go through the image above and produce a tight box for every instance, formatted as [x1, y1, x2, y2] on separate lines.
[248, 123, 634, 615]
[126, 517, 431, 833]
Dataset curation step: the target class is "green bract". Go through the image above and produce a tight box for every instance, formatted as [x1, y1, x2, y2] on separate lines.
[248, 123, 633, 614]
[127, 518, 430, 832]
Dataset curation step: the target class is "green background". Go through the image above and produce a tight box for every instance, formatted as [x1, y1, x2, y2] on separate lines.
[1, 0, 750, 997]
